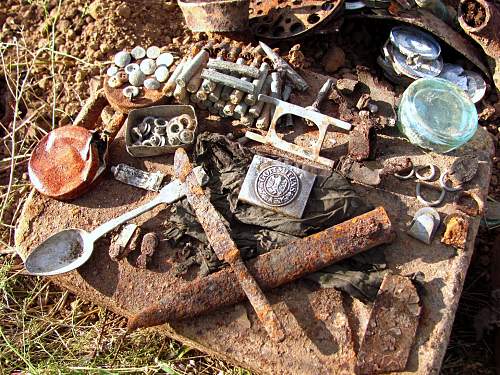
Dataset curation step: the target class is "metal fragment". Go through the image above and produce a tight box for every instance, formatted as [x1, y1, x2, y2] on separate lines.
[381, 157, 413, 177]
[255, 102, 271, 130]
[306, 78, 334, 113]
[111, 164, 165, 191]
[137, 232, 159, 269]
[173, 148, 286, 343]
[408, 207, 441, 244]
[207, 59, 260, 78]
[441, 213, 469, 249]
[109, 223, 139, 261]
[348, 121, 377, 161]
[356, 274, 421, 374]
[128, 206, 394, 330]
[338, 157, 382, 186]
[246, 95, 351, 168]
[201, 70, 255, 94]
[449, 155, 479, 185]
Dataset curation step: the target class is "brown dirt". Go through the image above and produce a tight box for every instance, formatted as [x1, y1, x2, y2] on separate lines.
[1, 0, 499, 373]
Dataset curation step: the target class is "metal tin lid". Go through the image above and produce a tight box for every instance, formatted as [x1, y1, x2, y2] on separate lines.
[390, 26, 441, 60]
[390, 44, 443, 79]
[438, 64, 486, 103]
[345, 0, 366, 10]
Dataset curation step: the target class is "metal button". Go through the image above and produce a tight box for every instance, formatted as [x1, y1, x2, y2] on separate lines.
[140, 59, 156, 75]
[156, 52, 174, 67]
[144, 78, 160, 90]
[131, 46, 146, 60]
[107, 65, 119, 77]
[146, 46, 161, 59]
[122, 86, 139, 99]
[125, 63, 140, 75]
[154, 66, 169, 83]
[114, 51, 131, 68]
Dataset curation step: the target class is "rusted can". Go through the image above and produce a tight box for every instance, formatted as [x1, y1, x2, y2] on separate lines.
[178, 0, 249, 32]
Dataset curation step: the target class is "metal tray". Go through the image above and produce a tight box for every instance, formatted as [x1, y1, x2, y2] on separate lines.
[125, 105, 198, 157]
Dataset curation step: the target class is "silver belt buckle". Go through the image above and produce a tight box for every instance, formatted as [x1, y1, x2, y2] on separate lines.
[238, 155, 316, 219]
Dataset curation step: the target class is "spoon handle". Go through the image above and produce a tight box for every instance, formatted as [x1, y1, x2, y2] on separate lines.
[89, 197, 163, 241]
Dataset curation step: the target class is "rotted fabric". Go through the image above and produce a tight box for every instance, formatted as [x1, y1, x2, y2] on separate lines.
[165, 132, 386, 301]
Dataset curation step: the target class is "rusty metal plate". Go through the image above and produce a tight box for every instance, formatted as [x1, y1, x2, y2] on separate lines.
[249, 0, 343, 40]
[104, 76, 166, 114]
[28, 126, 100, 200]
[356, 273, 421, 374]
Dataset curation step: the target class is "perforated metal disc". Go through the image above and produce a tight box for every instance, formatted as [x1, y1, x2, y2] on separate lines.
[249, 0, 343, 39]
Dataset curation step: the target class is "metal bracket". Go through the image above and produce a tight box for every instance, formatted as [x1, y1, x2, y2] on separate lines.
[245, 94, 351, 168]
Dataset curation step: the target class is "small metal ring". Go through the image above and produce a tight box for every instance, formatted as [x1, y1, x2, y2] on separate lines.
[176, 114, 195, 130]
[415, 164, 436, 181]
[439, 170, 463, 192]
[394, 166, 415, 180]
[416, 182, 446, 207]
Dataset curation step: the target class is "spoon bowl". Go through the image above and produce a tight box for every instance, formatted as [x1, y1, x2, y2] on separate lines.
[24, 229, 94, 276]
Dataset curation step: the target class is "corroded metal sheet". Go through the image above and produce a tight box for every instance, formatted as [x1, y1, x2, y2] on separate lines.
[356, 274, 421, 374]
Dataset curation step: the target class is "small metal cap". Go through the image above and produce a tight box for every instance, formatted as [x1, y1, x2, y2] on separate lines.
[114, 51, 131, 67]
[129, 70, 146, 87]
[107, 65, 119, 77]
[123, 86, 140, 99]
[146, 46, 161, 59]
[125, 63, 140, 75]
[144, 78, 161, 90]
[156, 52, 174, 67]
[131, 46, 146, 60]
[154, 66, 169, 83]
[140, 59, 156, 75]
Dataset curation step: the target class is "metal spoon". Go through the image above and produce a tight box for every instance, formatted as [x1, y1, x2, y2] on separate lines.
[24, 167, 208, 276]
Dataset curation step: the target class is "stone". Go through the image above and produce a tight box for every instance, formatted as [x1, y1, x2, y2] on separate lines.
[322, 46, 345, 73]
[336, 78, 358, 95]
[116, 3, 131, 18]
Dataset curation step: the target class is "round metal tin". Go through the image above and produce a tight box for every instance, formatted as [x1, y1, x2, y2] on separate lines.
[390, 26, 441, 60]
[390, 44, 443, 79]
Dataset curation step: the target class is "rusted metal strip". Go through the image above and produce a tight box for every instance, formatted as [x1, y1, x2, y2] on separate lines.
[128, 206, 394, 331]
[173, 148, 286, 342]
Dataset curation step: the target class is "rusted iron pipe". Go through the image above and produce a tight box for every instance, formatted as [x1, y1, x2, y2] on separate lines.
[128, 206, 394, 330]
[458, 0, 500, 90]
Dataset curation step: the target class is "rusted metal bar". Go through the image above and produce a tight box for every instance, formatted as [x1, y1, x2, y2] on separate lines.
[128, 206, 394, 331]
[173, 148, 285, 342]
